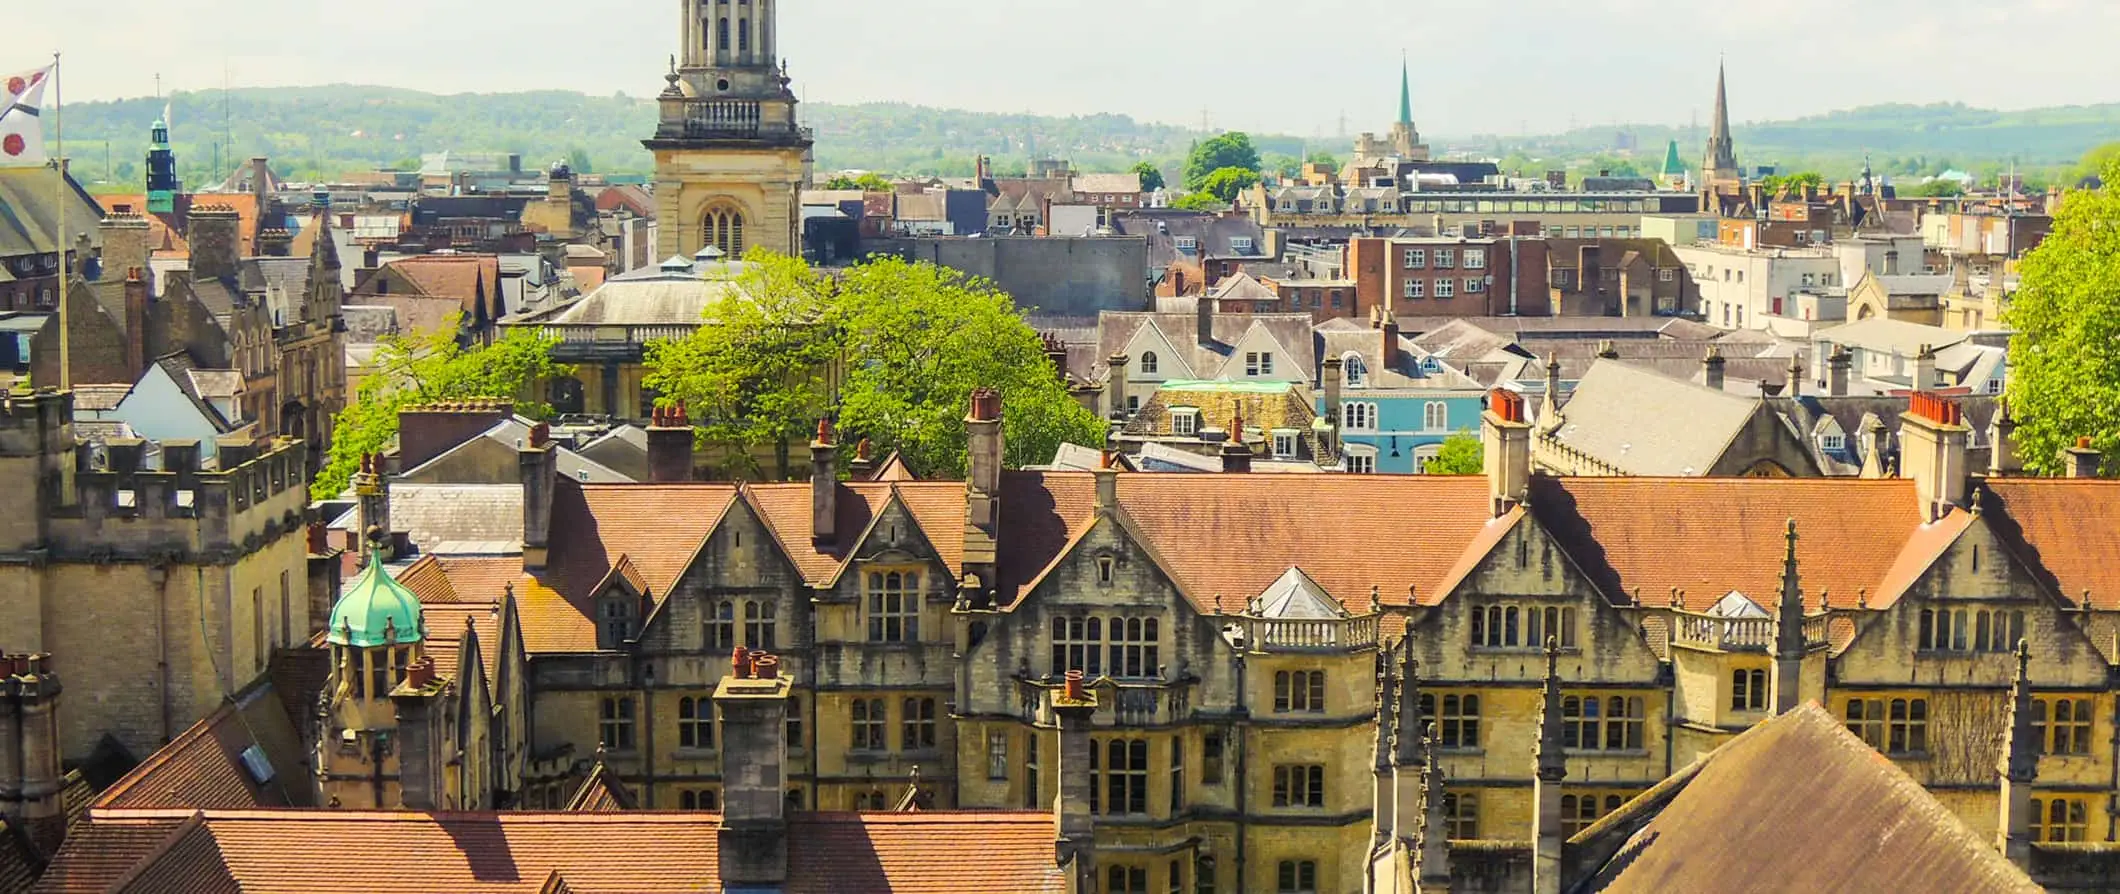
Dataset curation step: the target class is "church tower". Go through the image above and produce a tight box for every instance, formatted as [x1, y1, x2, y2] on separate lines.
[145, 117, 181, 215]
[647, 0, 814, 261]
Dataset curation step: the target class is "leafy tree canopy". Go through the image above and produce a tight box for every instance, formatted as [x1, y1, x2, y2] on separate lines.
[1760, 171, 1825, 194]
[1184, 132, 1261, 192]
[1425, 431, 1484, 476]
[1130, 161, 1166, 193]
[823, 172, 894, 191]
[643, 252, 1105, 480]
[1902, 178, 1966, 197]
[1170, 191, 1230, 212]
[2003, 157, 2120, 477]
[313, 321, 570, 498]
[1200, 166, 1261, 202]
[1307, 151, 1341, 168]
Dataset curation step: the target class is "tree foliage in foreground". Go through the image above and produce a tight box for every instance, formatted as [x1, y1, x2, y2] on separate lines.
[314, 321, 570, 498]
[643, 252, 1106, 480]
[1184, 132, 1262, 192]
[1426, 431, 1484, 476]
[2003, 156, 2120, 477]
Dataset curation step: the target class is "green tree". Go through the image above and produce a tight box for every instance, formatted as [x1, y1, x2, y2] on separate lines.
[643, 252, 1104, 479]
[2003, 157, 2120, 477]
[1184, 132, 1262, 192]
[2072, 142, 2120, 184]
[1130, 161, 1166, 192]
[824, 172, 894, 191]
[643, 254, 840, 479]
[1200, 166, 1261, 202]
[566, 147, 594, 174]
[1170, 191, 1229, 212]
[1903, 179, 1966, 198]
[1426, 431, 1484, 475]
[1307, 151, 1341, 169]
[313, 321, 570, 498]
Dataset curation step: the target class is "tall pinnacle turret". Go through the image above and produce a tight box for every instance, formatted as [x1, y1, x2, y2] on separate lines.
[1703, 60, 1738, 182]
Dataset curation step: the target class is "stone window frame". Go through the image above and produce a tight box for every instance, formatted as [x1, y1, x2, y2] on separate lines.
[678, 694, 714, 751]
[863, 567, 923, 643]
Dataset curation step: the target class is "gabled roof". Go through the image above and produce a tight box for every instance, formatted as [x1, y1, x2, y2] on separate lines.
[1548, 359, 1766, 476]
[1984, 479, 2120, 610]
[563, 763, 637, 812]
[1096, 310, 1317, 384]
[1575, 702, 2041, 894]
[90, 678, 312, 812]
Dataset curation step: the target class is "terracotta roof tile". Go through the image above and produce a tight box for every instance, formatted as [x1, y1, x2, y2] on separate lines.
[92, 682, 311, 812]
[1532, 477, 1924, 612]
[1116, 474, 1492, 612]
[743, 483, 894, 585]
[1873, 509, 1976, 609]
[50, 810, 1067, 893]
[421, 605, 502, 686]
[529, 481, 735, 652]
[563, 764, 636, 812]
[374, 255, 502, 313]
[784, 812, 1068, 894]
[1983, 479, 2120, 609]
[994, 473, 1098, 603]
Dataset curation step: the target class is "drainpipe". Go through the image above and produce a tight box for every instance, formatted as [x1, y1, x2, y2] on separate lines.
[639, 648, 655, 808]
[152, 565, 173, 743]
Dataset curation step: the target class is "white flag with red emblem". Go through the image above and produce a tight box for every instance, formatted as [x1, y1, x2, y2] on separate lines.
[0, 64, 56, 167]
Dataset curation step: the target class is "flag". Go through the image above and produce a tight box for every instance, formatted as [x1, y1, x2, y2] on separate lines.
[0, 64, 55, 167]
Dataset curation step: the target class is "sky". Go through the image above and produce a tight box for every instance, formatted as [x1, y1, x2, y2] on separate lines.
[15, 0, 2120, 137]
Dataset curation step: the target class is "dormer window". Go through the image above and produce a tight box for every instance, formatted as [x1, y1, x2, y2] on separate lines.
[598, 595, 638, 649]
[1820, 433, 1846, 452]
[1175, 236, 1199, 252]
[1230, 237, 1255, 254]
[1171, 408, 1201, 437]
[1343, 354, 1368, 388]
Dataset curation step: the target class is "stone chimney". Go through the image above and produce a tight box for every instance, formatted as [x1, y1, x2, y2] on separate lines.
[1532, 641, 1567, 894]
[1322, 358, 1345, 439]
[962, 389, 1004, 597]
[399, 400, 514, 471]
[717, 650, 793, 889]
[811, 420, 839, 544]
[1702, 346, 1727, 392]
[1827, 344, 1852, 397]
[1196, 294, 1214, 347]
[1482, 389, 1532, 517]
[646, 402, 696, 484]
[390, 657, 448, 810]
[2063, 437, 2103, 479]
[98, 215, 152, 288]
[187, 205, 241, 282]
[1771, 519, 1806, 715]
[1380, 303, 1400, 371]
[1911, 344, 1937, 391]
[0, 655, 63, 848]
[1996, 642, 2038, 870]
[1900, 393, 1970, 522]
[1987, 403, 2020, 477]
[1041, 333, 1068, 383]
[1053, 671, 1097, 888]
[258, 228, 294, 258]
[1219, 413, 1253, 474]
[520, 423, 558, 570]
[354, 453, 392, 561]
[1785, 353, 1804, 399]
[1106, 353, 1130, 422]
[849, 438, 876, 481]
[122, 268, 149, 377]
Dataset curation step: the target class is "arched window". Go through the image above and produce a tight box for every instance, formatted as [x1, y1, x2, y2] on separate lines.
[716, 17, 730, 53]
[1139, 351, 1158, 375]
[1343, 352, 1368, 388]
[703, 205, 748, 258]
[738, 18, 750, 54]
[1423, 400, 1449, 432]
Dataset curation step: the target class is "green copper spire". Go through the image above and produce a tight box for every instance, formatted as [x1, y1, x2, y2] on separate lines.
[1661, 139, 1685, 177]
[329, 550, 425, 648]
[1398, 56, 1413, 126]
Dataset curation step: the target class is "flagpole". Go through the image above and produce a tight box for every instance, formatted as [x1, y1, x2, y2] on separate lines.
[53, 51, 68, 392]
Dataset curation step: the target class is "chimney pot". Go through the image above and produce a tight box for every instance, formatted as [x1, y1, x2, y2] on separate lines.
[753, 654, 779, 680]
[732, 645, 750, 679]
[1063, 669, 1087, 702]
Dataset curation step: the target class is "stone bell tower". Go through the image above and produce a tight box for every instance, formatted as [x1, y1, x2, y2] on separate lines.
[648, 0, 814, 261]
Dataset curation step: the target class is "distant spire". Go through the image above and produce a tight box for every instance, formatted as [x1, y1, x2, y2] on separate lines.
[1398, 54, 1414, 127]
[1704, 59, 1737, 177]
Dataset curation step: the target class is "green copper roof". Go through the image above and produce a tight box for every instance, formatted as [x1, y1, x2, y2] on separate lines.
[329, 551, 425, 647]
[1661, 139, 1685, 176]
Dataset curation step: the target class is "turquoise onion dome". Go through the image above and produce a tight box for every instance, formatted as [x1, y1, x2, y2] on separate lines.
[329, 550, 425, 647]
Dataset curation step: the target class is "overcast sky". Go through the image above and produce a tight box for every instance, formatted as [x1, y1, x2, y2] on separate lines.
[16, 0, 2120, 136]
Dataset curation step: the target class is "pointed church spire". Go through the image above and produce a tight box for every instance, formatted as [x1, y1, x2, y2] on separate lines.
[1398, 54, 1414, 127]
[1704, 59, 1738, 181]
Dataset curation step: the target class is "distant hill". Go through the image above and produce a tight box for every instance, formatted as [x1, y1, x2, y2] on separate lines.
[51, 86, 2120, 191]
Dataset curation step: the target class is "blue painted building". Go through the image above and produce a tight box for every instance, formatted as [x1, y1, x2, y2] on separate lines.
[1314, 318, 1488, 474]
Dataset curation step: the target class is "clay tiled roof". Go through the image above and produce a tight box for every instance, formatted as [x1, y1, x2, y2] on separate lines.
[1983, 479, 2120, 610]
[49, 810, 1067, 893]
[993, 473, 1099, 603]
[380, 255, 502, 311]
[744, 483, 895, 585]
[562, 763, 636, 812]
[92, 681, 311, 812]
[783, 813, 1067, 894]
[525, 481, 734, 653]
[1532, 477, 1925, 612]
[422, 605, 502, 687]
[1117, 475, 1492, 612]
[1873, 509, 1976, 609]
[0, 819, 40, 894]
[1576, 702, 2041, 893]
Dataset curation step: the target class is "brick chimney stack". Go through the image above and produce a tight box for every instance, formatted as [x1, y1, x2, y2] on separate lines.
[811, 419, 839, 544]
[1702, 346, 1727, 392]
[390, 657, 448, 810]
[1987, 403, 2020, 477]
[1196, 294, 1215, 347]
[848, 438, 876, 480]
[1220, 413, 1252, 474]
[0, 654, 63, 849]
[1827, 344, 1852, 397]
[97, 214, 152, 289]
[399, 400, 514, 471]
[2063, 437, 2103, 479]
[1911, 344, 1938, 391]
[1106, 353, 1131, 422]
[1053, 670, 1097, 889]
[187, 205, 241, 282]
[520, 423, 557, 570]
[646, 402, 696, 484]
[122, 268, 149, 378]
[716, 651, 794, 889]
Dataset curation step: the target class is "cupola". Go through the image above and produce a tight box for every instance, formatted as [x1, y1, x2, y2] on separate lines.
[329, 550, 425, 648]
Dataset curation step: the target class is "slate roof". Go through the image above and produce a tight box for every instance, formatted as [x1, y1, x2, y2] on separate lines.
[1547, 360, 1764, 476]
[326, 485, 525, 556]
[516, 261, 748, 327]
[1576, 702, 2041, 893]
[0, 167, 105, 258]
[1095, 310, 1316, 383]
